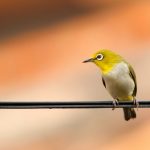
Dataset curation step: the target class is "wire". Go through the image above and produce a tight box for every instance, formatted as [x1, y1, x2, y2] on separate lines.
[0, 101, 148, 109]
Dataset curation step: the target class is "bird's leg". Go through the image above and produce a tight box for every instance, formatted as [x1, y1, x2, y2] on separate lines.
[133, 99, 139, 110]
[112, 99, 119, 110]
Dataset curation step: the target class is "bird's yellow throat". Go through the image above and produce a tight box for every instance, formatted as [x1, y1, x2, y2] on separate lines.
[94, 61, 115, 74]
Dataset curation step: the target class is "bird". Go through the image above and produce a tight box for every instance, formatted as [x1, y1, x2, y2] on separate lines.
[83, 49, 137, 121]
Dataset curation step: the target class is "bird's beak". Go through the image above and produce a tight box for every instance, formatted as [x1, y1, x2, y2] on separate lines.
[82, 58, 94, 63]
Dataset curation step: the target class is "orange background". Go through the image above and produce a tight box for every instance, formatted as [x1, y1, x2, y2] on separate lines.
[0, 0, 150, 150]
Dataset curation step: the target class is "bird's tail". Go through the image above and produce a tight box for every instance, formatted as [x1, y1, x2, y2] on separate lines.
[123, 108, 136, 121]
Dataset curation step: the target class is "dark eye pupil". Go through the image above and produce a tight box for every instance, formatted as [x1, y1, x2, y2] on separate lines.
[97, 55, 101, 59]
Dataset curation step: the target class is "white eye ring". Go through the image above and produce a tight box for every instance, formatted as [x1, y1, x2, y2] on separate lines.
[96, 54, 104, 60]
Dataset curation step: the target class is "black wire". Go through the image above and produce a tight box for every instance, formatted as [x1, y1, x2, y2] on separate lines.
[0, 101, 148, 109]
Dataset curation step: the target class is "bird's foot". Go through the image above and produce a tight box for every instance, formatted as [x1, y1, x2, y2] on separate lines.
[112, 99, 119, 110]
[133, 99, 139, 111]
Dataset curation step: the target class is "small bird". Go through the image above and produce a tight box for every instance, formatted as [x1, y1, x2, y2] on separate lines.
[83, 49, 137, 121]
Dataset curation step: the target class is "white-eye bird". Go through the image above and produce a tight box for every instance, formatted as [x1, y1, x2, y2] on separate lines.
[83, 49, 137, 121]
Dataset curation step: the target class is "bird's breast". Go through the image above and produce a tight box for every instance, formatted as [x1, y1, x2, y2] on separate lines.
[102, 62, 135, 100]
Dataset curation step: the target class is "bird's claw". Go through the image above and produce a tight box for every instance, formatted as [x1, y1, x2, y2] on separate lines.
[112, 100, 119, 110]
[133, 99, 139, 110]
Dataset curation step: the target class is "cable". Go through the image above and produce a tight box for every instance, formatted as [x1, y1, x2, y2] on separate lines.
[0, 101, 148, 109]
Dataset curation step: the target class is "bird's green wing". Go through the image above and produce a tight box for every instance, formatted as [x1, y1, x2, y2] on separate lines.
[102, 77, 106, 88]
[128, 64, 137, 97]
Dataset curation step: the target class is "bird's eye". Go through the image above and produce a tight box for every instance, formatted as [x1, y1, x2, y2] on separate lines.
[96, 54, 104, 60]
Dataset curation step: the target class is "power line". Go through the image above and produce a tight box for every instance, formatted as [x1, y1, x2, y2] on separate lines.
[0, 101, 148, 109]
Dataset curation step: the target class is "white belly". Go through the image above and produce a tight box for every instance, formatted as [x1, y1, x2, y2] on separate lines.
[102, 62, 135, 101]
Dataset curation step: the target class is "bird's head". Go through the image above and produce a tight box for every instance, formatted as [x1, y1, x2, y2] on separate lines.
[83, 49, 123, 74]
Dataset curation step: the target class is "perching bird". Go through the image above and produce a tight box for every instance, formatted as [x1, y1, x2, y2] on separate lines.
[83, 49, 137, 121]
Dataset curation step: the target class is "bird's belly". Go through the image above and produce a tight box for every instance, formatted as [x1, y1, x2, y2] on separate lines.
[103, 72, 135, 101]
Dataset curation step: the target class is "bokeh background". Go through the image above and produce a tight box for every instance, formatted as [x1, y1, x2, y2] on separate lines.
[0, 0, 150, 149]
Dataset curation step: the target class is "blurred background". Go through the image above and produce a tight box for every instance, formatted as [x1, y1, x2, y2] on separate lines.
[0, 0, 150, 149]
